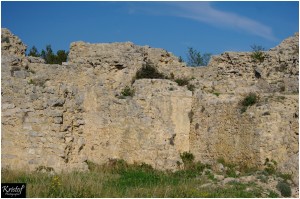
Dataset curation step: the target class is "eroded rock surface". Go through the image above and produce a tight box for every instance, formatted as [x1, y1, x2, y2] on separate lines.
[1, 29, 298, 184]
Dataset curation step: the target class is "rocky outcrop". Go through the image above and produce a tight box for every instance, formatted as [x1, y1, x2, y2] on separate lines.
[1, 28, 26, 57]
[1, 29, 298, 184]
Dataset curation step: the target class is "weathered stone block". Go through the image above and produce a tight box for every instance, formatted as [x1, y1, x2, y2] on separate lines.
[53, 116, 63, 124]
[14, 70, 28, 79]
[49, 110, 63, 117]
[48, 98, 65, 107]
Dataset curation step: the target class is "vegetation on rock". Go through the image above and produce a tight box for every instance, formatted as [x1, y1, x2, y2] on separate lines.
[174, 77, 195, 91]
[180, 151, 195, 166]
[175, 77, 190, 86]
[28, 45, 68, 65]
[251, 45, 265, 63]
[135, 61, 167, 80]
[186, 47, 211, 66]
[241, 93, 258, 113]
[2, 157, 292, 198]
[119, 86, 135, 98]
[276, 181, 292, 197]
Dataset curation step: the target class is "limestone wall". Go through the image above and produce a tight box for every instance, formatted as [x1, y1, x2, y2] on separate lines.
[1, 28, 298, 183]
[82, 79, 192, 170]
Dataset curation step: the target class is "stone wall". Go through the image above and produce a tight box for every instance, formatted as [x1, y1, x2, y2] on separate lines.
[1, 28, 298, 183]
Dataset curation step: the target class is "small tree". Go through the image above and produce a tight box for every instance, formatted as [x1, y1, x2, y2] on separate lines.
[178, 56, 184, 63]
[41, 45, 56, 64]
[28, 46, 40, 57]
[251, 44, 265, 63]
[56, 50, 68, 64]
[40, 45, 68, 64]
[202, 53, 212, 66]
[187, 47, 211, 67]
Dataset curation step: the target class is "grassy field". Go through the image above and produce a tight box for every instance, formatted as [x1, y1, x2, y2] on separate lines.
[1, 159, 269, 198]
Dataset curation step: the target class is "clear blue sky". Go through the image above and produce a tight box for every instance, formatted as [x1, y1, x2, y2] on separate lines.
[1, 1, 299, 59]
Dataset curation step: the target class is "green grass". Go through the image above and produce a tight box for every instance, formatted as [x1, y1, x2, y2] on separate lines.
[2, 161, 267, 198]
[207, 182, 262, 198]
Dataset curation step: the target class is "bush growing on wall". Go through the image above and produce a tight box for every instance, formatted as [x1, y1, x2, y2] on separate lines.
[240, 93, 258, 113]
[250, 45, 265, 63]
[119, 86, 135, 98]
[180, 151, 195, 167]
[135, 61, 167, 80]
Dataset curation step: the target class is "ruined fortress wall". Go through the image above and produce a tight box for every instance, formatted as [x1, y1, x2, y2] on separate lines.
[1, 28, 298, 183]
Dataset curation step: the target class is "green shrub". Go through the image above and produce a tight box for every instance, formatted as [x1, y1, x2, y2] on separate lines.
[251, 51, 265, 63]
[264, 158, 277, 175]
[251, 45, 265, 63]
[240, 93, 257, 113]
[175, 78, 195, 91]
[175, 78, 190, 86]
[276, 181, 291, 197]
[242, 93, 257, 107]
[120, 86, 134, 98]
[135, 62, 167, 79]
[180, 152, 195, 168]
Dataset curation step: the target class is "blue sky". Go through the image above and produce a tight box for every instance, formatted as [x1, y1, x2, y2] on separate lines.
[1, 1, 299, 60]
